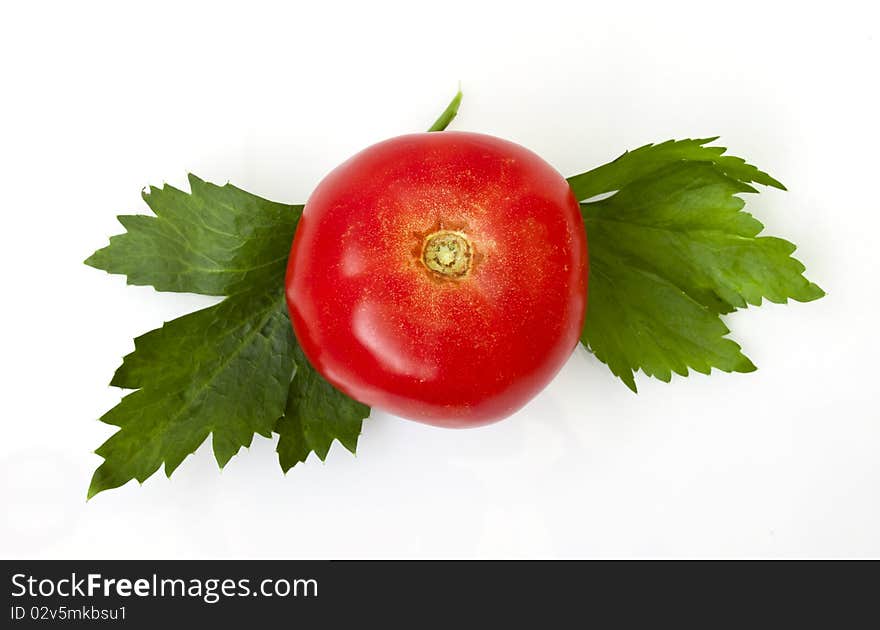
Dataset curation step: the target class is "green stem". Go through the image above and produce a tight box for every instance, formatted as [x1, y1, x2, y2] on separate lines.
[427, 88, 463, 132]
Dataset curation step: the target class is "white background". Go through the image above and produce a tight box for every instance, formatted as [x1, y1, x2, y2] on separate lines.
[1, 0, 878, 559]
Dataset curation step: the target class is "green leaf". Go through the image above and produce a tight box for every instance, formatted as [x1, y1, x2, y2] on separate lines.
[276, 347, 370, 472]
[85, 174, 302, 296]
[86, 176, 370, 496]
[585, 162, 823, 315]
[89, 284, 296, 497]
[577, 147, 824, 392]
[567, 137, 785, 201]
[585, 245, 756, 392]
[427, 87, 462, 132]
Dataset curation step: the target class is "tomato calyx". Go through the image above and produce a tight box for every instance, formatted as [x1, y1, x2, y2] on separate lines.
[420, 229, 473, 278]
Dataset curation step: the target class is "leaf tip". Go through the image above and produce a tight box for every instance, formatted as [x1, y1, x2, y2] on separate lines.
[736, 355, 758, 374]
[86, 468, 109, 500]
[83, 251, 101, 269]
[804, 282, 826, 301]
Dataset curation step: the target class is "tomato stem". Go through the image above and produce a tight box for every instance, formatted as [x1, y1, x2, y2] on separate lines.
[427, 88, 463, 132]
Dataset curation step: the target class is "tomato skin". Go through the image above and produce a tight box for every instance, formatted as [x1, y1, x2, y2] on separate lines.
[286, 131, 587, 427]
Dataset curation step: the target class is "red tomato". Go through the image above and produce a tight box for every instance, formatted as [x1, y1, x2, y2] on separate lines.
[286, 131, 587, 427]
